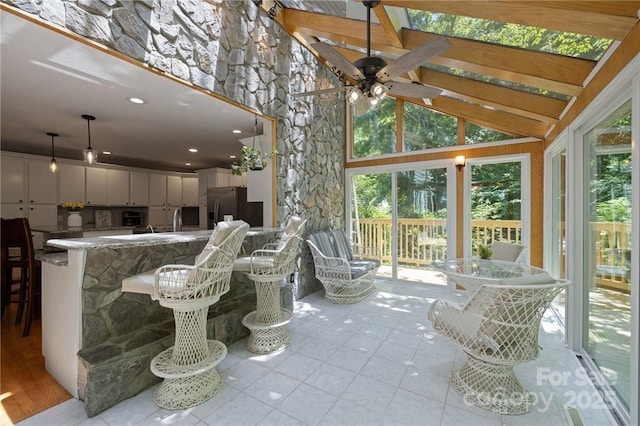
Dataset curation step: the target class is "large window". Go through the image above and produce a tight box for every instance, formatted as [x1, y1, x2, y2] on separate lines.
[403, 102, 456, 151]
[466, 159, 525, 257]
[352, 97, 396, 158]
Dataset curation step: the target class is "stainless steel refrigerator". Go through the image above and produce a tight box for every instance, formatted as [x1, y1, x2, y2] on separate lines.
[206, 186, 263, 228]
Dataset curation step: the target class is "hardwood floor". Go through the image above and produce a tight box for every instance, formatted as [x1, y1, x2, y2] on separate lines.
[1, 305, 71, 425]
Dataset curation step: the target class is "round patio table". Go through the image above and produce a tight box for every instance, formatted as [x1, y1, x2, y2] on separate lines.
[432, 258, 548, 294]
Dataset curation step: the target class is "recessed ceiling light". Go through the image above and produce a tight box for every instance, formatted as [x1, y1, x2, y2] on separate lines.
[128, 97, 145, 104]
[230, 155, 237, 159]
[232, 129, 241, 134]
[188, 148, 198, 153]
[185, 162, 192, 166]
[102, 151, 111, 155]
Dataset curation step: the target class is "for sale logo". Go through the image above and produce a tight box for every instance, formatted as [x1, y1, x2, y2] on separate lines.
[461, 366, 617, 413]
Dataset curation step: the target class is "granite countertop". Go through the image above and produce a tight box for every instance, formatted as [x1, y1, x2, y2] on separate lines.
[36, 251, 70, 266]
[32, 225, 136, 234]
[46, 228, 280, 251]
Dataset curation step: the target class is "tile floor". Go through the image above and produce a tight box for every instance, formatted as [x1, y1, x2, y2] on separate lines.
[18, 280, 618, 426]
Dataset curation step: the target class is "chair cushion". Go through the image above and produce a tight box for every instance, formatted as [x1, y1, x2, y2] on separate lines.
[308, 231, 339, 258]
[122, 268, 193, 298]
[500, 273, 555, 286]
[122, 269, 155, 296]
[348, 259, 380, 279]
[490, 242, 525, 262]
[232, 255, 276, 272]
[333, 230, 354, 261]
[277, 216, 304, 250]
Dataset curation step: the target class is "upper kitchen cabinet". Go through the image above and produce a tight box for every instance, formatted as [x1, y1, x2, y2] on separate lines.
[182, 177, 198, 206]
[149, 174, 167, 206]
[28, 160, 58, 204]
[208, 168, 230, 188]
[107, 169, 129, 205]
[166, 175, 182, 207]
[85, 168, 108, 205]
[58, 163, 85, 204]
[130, 172, 149, 206]
[1, 157, 26, 203]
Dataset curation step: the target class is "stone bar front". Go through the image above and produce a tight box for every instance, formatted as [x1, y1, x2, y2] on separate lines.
[39, 228, 287, 417]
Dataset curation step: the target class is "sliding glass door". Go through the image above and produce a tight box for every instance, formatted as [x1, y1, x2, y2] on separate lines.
[348, 161, 453, 284]
[583, 100, 632, 411]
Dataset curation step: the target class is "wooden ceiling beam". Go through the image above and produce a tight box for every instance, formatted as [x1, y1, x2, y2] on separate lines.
[282, 9, 592, 95]
[546, 20, 640, 144]
[373, 5, 404, 48]
[518, 1, 640, 18]
[419, 69, 565, 123]
[380, 1, 639, 40]
[401, 29, 592, 93]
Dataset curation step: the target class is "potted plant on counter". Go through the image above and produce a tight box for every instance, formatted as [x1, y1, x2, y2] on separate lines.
[62, 201, 84, 227]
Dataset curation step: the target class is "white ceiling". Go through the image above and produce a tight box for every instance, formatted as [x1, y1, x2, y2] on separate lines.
[0, 11, 268, 173]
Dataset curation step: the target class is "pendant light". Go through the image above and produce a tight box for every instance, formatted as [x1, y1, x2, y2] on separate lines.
[81, 114, 97, 165]
[47, 132, 59, 173]
[249, 115, 264, 171]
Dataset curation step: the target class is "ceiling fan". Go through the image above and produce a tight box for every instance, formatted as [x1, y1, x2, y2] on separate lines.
[292, 0, 451, 110]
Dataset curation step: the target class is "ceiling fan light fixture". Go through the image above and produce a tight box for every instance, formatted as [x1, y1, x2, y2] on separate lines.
[81, 114, 98, 165]
[370, 82, 386, 97]
[368, 94, 380, 107]
[347, 87, 362, 104]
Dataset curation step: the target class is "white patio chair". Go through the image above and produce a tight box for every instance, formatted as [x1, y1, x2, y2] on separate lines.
[307, 230, 380, 304]
[428, 273, 571, 415]
[234, 216, 306, 353]
[122, 220, 249, 409]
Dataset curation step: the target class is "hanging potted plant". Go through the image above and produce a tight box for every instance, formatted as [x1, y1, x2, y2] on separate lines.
[231, 145, 277, 175]
[231, 115, 277, 175]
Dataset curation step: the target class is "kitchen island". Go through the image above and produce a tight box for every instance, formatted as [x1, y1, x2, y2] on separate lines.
[38, 228, 286, 417]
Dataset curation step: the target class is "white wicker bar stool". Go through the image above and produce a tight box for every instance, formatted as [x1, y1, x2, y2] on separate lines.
[428, 274, 571, 415]
[122, 221, 249, 409]
[233, 217, 305, 354]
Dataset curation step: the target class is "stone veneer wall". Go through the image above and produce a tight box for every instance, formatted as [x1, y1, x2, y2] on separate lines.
[5, 0, 346, 299]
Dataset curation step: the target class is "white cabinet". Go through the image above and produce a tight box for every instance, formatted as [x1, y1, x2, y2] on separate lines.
[107, 169, 129, 205]
[182, 177, 198, 206]
[28, 160, 58, 204]
[207, 169, 230, 188]
[1, 157, 26, 203]
[1, 203, 26, 219]
[149, 174, 167, 206]
[59, 164, 85, 204]
[85, 168, 107, 205]
[167, 176, 182, 207]
[149, 174, 182, 208]
[130, 172, 149, 206]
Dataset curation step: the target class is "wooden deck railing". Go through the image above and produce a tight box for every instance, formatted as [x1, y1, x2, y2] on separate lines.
[351, 218, 631, 292]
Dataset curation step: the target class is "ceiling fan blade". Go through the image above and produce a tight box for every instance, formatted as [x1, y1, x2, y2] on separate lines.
[376, 36, 451, 82]
[385, 81, 442, 99]
[291, 86, 349, 98]
[311, 42, 366, 81]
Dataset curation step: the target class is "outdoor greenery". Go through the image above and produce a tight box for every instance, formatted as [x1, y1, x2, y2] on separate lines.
[350, 20, 626, 228]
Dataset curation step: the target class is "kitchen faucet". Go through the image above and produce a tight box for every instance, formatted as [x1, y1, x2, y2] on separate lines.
[146, 224, 155, 233]
[172, 207, 183, 232]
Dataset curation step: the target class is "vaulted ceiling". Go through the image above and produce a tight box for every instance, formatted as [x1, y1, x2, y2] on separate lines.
[259, 0, 640, 140]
